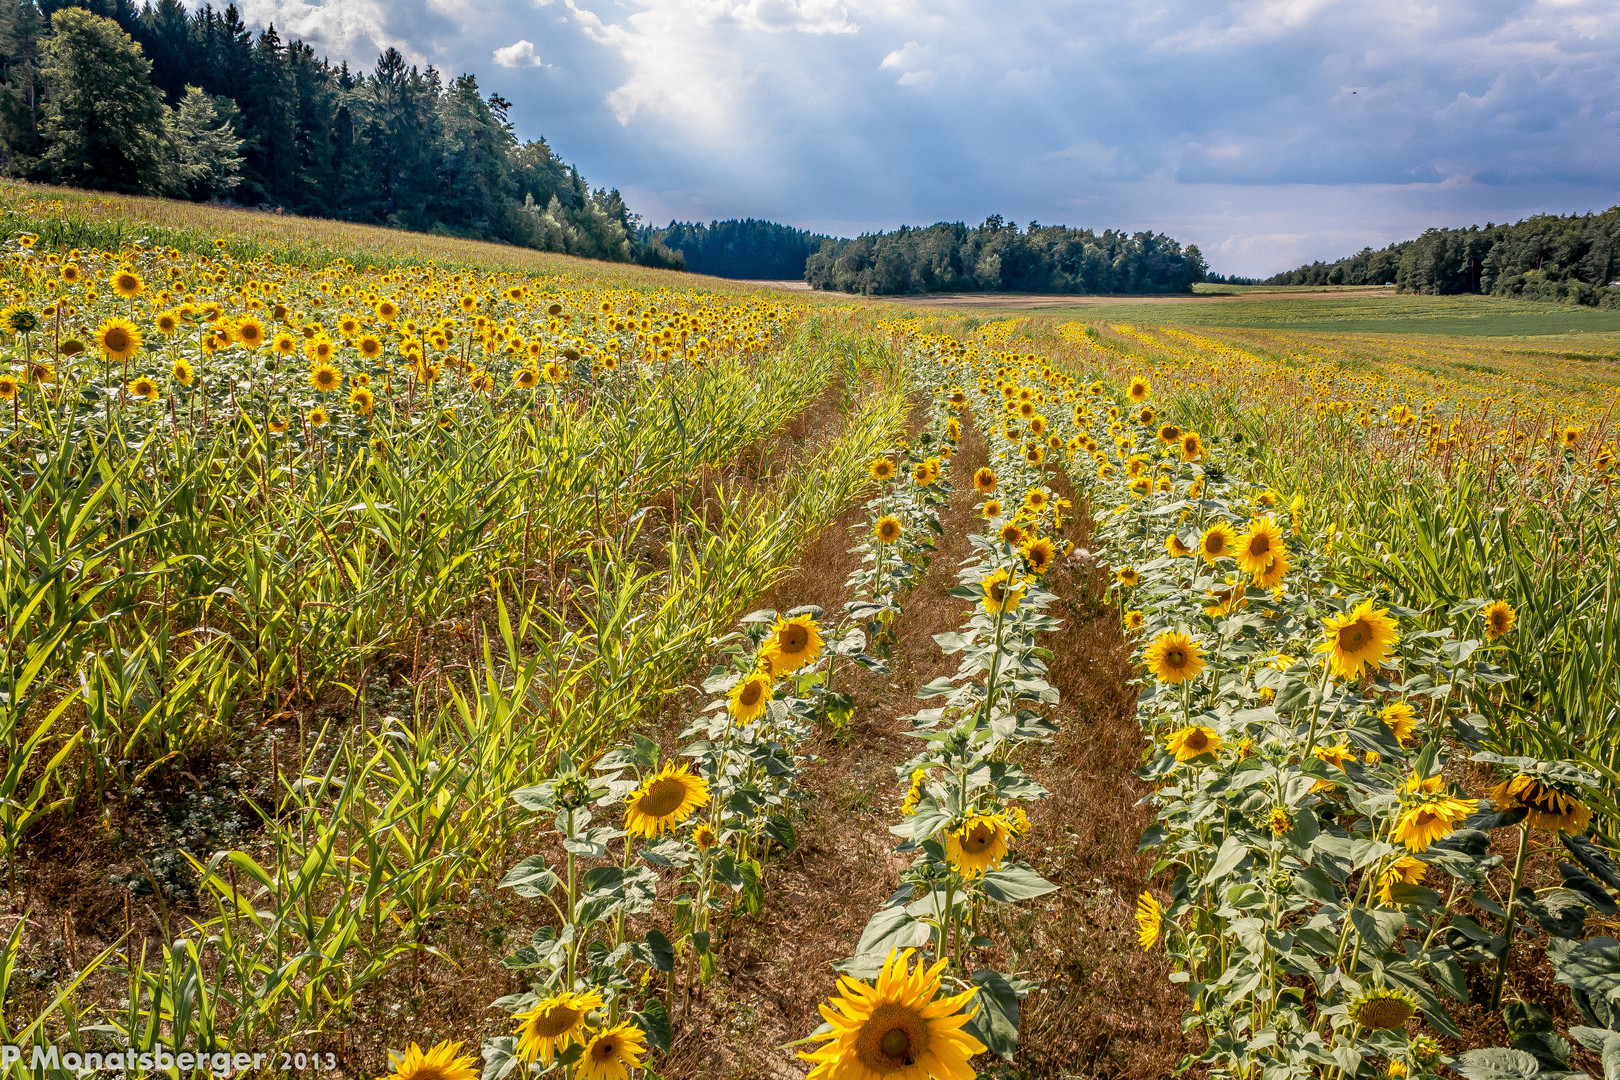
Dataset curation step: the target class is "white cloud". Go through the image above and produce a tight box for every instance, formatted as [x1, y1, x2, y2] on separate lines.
[493, 39, 544, 66]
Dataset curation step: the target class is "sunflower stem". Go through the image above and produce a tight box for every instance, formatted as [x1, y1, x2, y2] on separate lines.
[1490, 824, 1530, 1010]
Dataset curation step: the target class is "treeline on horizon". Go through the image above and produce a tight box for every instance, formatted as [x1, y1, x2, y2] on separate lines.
[0, 0, 675, 265]
[1266, 206, 1620, 308]
[804, 217, 1209, 296]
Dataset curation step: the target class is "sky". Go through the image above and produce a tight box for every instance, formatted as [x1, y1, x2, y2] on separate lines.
[222, 0, 1620, 277]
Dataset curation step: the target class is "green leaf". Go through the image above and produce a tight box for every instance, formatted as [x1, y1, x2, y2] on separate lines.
[855, 905, 932, 958]
[980, 863, 1058, 903]
[1454, 1048, 1543, 1080]
[964, 970, 1022, 1060]
[498, 856, 559, 898]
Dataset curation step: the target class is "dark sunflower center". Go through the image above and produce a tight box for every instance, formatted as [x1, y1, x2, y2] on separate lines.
[960, 824, 994, 853]
[1249, 536, 1270, 556]
[780, 625, 808, 654]
[532, 1005, 582, 1038]
[105, 329, 130, 350]
[591, 1039, 617, 1060]
[639, 778, 688, 818]
[738, 681, 763, 707]
[988, 581, 1006, 602]
[1185, 731, 1207, 751]
[1165, 648, 1186, 668]
[880, 1028, 912, 1058]
[1340, 622, 1370, 650]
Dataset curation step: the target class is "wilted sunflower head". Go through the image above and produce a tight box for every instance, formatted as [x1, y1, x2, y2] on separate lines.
[1490, 763, 1594, 833]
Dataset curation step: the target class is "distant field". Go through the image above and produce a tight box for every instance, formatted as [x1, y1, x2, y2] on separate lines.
[875, 284, 1620, 337]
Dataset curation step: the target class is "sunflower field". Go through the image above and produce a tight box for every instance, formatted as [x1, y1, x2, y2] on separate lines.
[5, 191, 1620, 1080]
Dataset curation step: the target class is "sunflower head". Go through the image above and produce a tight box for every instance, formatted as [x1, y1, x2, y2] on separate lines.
[1165, 723, 1220, 760]
[981, 568, 1026, 614]
[973, 466, 996, 494]
[945, 812, 1012, 878]
[513, 989, 605, 1066]
[110, 269, 144, 298]
[1482, 599, 1516, 641]
[578, 1022, 647, 1080]
[1135, 892, 1163, 949]
[1316, 598, 1400, 680]
[1348, 986, 1418, 1031]
[0, 374, 20, 401]
[1199, 522, 1236, 562]
[1180, 431, 1204, 461]
[96, 317, 142, 361]
[624, 761, 711, 839]
[1147, 632, 1205, 686]
[128, 376, 159, 401]
[760, 613, 824, 678]
[870, 456, 896, 481]
[1127, 376, 1151, 401]
[982, 498, 1002, 519]
[874, 515, 903, 544]
[800, 949, 985, 1080]
[1236, 517, 1285, 576]
[1490, 771, 1592, 833]
[1021, 536, 1056, 575]
[728, 671, 775, 722]
[384, 1041, 479, 1080]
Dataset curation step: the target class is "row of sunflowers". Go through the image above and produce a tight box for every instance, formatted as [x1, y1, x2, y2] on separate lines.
[974, 323, 1620, 1078]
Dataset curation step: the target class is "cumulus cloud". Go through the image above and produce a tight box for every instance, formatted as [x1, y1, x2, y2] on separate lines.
[214, 0, 1620, 275]
[492, 39, 544, 66]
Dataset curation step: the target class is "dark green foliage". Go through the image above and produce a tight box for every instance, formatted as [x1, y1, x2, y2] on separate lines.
[643, 218, 830, 279]
[803, 216, 1208, 296]
[0, 1, 645, 263]
[39, 5, 167, 191]
[1266, 207, 1620, 308]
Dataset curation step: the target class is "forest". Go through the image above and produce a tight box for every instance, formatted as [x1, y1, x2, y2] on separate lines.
[803, 217, 1209, 295]
[1265, 205, 1620, 307]
[0, 0, 658, 262]
[641, 218, 829, 279]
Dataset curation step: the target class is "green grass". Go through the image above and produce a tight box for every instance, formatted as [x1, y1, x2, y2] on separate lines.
[986, 291, 1620, 337]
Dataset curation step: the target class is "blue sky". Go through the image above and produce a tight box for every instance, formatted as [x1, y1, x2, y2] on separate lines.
[228, 0, 1620, 277]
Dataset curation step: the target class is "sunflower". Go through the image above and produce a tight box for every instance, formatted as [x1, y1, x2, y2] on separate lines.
[437, 408, 455, 428]
[981, 569, 1025, 615]
[96, 318, 142, 362]
[799, 948, 984, 1080]
[542, 360, 566, 383]
[1, 304, 38, 335]
[128, 376, 159, 401]
[1157, 423, 1181, 444]
[513, 989, 604, 1065]
[998, 521, 1026, 546]
[1236, 517, 1285, 576]
[171, 359, 196, 386]
[1123, 609, 1144, 631]
[272, 331, 298, 355]
[300, 363, 341, 394]
[1482, 600, 1516, 641]
[308, 407, 329, 427]
[577, 1022, 647, 1080]
[945, 813, 1011, 878]
[982, 498, 1002, 519]
[624, 760, 711, 838]
[1253, 549, 1290, 589]
[383, 1041, 478, 1080]
[1268, 808, 1291, 835]
[759, 613, 824, 677]
[1393, 776, 1476, 852]
[1180, 431, 1204, 461]
[1376, 857, 1427, 906]
[972, 466, 996, 494]
[1199, 522, 1237, 563]
[1311, 743, 1356, 791]
[306, 335, 337, 364]
[514, 367, 539, 389]
[1317, 599, 1399, 680]
[234, 316, 267, 350]
[728, 671, 774, 722]
[874, 515, 903, 544]
[1380, 701, 1417, 745]
[350, 386, 376, 416]
[110, 269, 144, 298]
[1127, 376, 1151, 401]
[693, 823, 719, 849]
[870, 456, 896, 481]
[1347, 986, 1417, 1031]
[1146, 631, 1204, 685]
[900, 768, 929, 815]
[1021, 536, 1056, 575]
[1135, 892, 1163, 949]
[1023, 443, 1044, 465]
[1165, 723, 1220, 761]
[0, 374, 19, 401]
[1165, 532, 1193, 558]
[1116, 565, 1139, 587]
[1490, 773, 1592, 833]
[358, 333, 384, 360]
